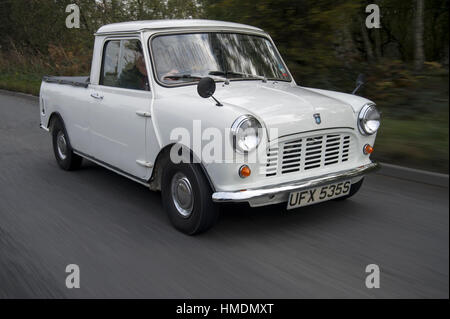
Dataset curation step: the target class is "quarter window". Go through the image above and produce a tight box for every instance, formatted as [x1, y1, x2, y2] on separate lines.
[100, 39, 149, 91]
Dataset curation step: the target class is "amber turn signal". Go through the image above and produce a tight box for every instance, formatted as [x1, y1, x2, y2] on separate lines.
[363, 144, 374, 155]
[239, 165, 251, 178]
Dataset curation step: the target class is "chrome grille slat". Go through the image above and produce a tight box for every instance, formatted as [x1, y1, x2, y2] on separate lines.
[280, 138, 302, 174]
[262, 147, 279, 176]
[264, 133, 353, 177]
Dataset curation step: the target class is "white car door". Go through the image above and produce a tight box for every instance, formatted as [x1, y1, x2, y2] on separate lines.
[88, 38, 154, 181]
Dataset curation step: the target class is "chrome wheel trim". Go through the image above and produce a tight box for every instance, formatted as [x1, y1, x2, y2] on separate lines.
[56, 131, 68, 160]
[171, 172, 194, 218]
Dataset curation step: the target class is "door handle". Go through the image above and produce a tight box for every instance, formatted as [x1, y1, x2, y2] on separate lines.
[90, 92, 103, 100]
[136, 110, 151, 118]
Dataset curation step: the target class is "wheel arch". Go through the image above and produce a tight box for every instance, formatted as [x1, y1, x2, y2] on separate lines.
[47, 112, 64, 133]
[47, 112, 77, 151]
[148, 143, 216, 193]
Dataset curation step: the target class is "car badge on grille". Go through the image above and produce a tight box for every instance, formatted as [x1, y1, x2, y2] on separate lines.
[313, 113, 321, 124]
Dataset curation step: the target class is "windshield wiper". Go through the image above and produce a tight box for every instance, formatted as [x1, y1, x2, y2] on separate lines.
[209, 71, 267, 83]
[163, 74, 203, 81]
[164, 73, 229, 85]
[208, 74, 230, 85]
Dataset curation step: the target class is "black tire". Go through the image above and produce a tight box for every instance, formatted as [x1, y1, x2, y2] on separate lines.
[161, 162, 219, 235]
[51, 118, 83, 171]
[334, 178, 364, 201]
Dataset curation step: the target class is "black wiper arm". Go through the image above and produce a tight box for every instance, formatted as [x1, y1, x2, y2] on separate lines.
[209, 71, 267, 82]
[164, 73, 230, 85]
[163, 74, 202, 81]
[209, 70, 242, 77]
[209, 71, 227, 76]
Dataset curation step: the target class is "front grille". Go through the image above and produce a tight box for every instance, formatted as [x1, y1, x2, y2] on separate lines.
[264, 133, 352, 177]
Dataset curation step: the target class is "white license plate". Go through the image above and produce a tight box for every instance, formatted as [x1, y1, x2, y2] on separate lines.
[287, 180, 351, 210]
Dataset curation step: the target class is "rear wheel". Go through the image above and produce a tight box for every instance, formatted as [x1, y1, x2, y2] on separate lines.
[334, 178, 364, 201]
[51, 118, 82, 171]
[161, 162, 219, 235]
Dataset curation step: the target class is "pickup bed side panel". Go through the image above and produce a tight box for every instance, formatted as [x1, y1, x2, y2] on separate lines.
[40, 81, 91, 154]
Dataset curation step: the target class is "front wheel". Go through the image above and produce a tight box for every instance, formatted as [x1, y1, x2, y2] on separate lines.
[161, 162, 219, 235]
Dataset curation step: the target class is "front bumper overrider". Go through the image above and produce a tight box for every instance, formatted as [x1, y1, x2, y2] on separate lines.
[212, 162, 380, 206]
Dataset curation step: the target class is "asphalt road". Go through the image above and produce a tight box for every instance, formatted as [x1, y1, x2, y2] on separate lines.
[0, 91, 448, 298]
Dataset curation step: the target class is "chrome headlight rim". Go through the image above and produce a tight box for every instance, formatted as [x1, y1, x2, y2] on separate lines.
[231, 115, 262, 153]
[358, 103, 380, 135]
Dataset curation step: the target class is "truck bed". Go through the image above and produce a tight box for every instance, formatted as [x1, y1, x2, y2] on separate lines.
[42, 76, 89, 88]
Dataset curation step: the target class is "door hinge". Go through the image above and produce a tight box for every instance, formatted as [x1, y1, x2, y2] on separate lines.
[136, 160, 153, 168]
[136, 110, 152, 118]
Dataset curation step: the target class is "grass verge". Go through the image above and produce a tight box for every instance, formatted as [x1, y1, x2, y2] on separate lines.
[0, 72, 41, 96]
[374, 112, 449, 173]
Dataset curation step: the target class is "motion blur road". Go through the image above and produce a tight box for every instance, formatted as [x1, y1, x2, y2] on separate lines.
[0, 91, 448, 298]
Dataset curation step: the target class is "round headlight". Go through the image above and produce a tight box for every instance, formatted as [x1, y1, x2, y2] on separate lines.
[231, 115, 262, 153]
[358, 104, 380, 135]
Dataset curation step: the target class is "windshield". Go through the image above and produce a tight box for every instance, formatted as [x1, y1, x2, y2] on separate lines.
[150, 33, 291, 85]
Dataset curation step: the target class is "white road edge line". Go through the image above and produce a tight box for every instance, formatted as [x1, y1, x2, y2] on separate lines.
[378, 162, 449, 188]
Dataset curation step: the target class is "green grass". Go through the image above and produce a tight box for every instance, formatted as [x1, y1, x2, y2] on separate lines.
[374, 112, 449, 173]
[0, 72, 41, 96]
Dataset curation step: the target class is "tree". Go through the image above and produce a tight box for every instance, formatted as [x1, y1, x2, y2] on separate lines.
[359, 14, 375, 63]
[414, 0, 425, 70]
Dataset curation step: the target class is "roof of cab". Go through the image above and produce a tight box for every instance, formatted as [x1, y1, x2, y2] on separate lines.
[96, 19, 263, 34]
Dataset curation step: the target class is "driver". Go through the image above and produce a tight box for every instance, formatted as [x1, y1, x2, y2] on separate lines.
[118, 52, 149, 91]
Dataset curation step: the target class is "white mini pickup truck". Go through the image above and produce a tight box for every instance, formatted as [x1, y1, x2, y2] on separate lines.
[40, 19, 380, 234]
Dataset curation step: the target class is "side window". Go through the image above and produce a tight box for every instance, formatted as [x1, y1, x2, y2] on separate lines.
[100, 40, 120, 87]
[100, 39, 149, 91]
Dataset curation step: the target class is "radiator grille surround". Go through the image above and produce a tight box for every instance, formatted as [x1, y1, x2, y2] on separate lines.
[264, 133, 353, 177]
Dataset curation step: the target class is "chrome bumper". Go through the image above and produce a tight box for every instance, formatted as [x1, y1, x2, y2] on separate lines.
[212, 162, 380, 206]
